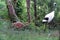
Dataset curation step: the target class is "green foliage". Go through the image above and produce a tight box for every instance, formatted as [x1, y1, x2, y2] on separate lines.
[0, 0, 60, 30]
[15, 0, 23, 13]
[13, 0, 27, 22]
[0, 19, 58, 40]
[27, 22, 36, 30]
[0, 1, 9, 19]
[0, 30, 58, 40]
[0, 4, 4, 9]
[0, 0, 60, 40]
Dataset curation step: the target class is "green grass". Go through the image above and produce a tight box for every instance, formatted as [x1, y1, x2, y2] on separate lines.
[0, 19, 59, 40]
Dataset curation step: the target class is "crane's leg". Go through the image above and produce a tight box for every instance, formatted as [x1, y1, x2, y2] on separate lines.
[43, 24, 46, 32]
[43, 23, 49, 32]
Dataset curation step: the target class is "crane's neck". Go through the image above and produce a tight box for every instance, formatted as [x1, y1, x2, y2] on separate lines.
[50, 11, 55, 15]
[52, 7, 56, 11]
[50, 3, 56, 12]
[50, 6, 56, 14]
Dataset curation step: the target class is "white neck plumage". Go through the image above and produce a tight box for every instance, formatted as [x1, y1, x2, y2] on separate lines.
[50, 11, 55, 15]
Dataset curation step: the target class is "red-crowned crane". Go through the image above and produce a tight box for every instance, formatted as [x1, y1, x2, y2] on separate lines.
[42, 2, 56, 31]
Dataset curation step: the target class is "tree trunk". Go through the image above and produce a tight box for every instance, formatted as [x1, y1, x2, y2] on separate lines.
[6, 0, 30, 28]
[33, 0, 38, 26]
[6, 0, 19, 22]
[26, 0, 31, 23]
[34, 0, 37, 20]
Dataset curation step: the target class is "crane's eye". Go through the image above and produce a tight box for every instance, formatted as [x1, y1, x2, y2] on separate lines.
[54, 3, 56, 6]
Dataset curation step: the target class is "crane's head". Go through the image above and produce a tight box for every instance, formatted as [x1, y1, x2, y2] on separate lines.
[52, 2, 56, 11]
[53, 2, 56, 7]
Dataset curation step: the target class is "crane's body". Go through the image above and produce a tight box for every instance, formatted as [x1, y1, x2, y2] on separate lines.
[42, 11, 55, 23]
